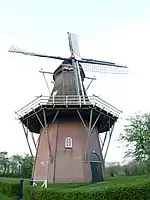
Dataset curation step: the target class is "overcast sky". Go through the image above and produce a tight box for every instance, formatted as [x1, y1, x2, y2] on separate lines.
[0, 0, 150, 163]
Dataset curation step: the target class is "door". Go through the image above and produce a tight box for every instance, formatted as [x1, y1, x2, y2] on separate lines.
[90, 153, 103, 182]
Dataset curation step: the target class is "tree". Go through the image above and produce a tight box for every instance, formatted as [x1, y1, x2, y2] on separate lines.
[9, 154, 22, 177]
[21, 154, 33, 178]
[105, 162, 121, 177]
[0, 151, 33, 178]
[0, 151, 9, 176]
[119, 112, 150, 161]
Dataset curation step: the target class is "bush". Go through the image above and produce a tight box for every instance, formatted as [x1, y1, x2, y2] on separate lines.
[0, 180, 19, 197]
[24, 181, 150, 200]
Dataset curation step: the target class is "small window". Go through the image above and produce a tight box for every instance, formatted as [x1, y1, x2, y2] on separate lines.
[65, 137, 73, 149]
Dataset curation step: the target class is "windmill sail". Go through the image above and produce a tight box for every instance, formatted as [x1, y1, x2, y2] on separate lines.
[67, 32, 81, 57]
[67, 32, 86, 102]
[81, 63, 128, 74]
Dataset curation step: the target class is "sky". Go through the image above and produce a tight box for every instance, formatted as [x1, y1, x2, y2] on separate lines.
[0, 0, 150, 163]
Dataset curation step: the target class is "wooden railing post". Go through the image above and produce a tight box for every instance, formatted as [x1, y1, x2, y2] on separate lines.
[66, 96, 68, 107]
[79, 95, 81, 107]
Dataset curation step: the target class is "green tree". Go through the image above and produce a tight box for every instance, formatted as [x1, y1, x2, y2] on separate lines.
[9, 154, 22, 177]
[119, 112, 150, 161]
[106, 162, 121, 177]
[0, 151, 33, 178]
[0, 151, 9, 176]
[21, 154, 33, 178]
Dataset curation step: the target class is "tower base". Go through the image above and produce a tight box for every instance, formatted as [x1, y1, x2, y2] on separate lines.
[33, 119, 104, 183]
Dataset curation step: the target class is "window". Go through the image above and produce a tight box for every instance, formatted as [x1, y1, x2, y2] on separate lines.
[65, 137, 73, 148]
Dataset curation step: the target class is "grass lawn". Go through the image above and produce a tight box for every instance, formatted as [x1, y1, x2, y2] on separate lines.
[80, 175, 150, 189]
[1, 175, 150, 189]
[0, 193, 14, 200]
[18, 175, 149, 189]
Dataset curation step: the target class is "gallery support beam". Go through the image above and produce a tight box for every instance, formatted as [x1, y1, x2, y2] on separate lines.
[34, 108, 60, 183]
[88, 108, 93, 132]
[35, 110, 54, 163]
[85, 77, 96, 92]
[77, 109, 101, 161]
[21, 122, 34, 158]
[40, 71, 51, 95]
[101, 131, 107, 151]
[44, 109, 60, 183]
[31, 131, 42, 178]
[34, 109, 60, 164]
[31, 132, 36, 149]
[85, 112, 101, 160]
[35, 135, 40, 149]
[103, 122, 115, 160]
[77, 109, 89, 133]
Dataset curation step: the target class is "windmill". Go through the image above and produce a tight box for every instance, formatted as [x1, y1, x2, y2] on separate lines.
[9, 32, 127, 185]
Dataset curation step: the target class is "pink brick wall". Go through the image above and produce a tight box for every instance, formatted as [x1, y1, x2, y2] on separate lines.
[33, 120, 103, 183]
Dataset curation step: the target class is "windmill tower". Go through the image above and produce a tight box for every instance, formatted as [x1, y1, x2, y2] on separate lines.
[9, 32, 128, 184]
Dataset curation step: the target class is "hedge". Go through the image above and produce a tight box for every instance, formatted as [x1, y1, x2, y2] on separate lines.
[1, 179, 150, 200]
[24, 181, 150, 200]
[0, 180, 19, 198]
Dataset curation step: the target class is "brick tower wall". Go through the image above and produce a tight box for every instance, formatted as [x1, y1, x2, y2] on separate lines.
[33, 120, 103, 183]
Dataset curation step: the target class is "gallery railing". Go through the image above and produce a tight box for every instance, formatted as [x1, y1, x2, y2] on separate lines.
[16, 95, 121, 118]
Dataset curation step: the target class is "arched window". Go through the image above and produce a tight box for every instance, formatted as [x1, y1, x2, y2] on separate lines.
[65, 137, 73, 148]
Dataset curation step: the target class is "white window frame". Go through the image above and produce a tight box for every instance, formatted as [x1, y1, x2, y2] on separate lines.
[65, 137, 73, 149]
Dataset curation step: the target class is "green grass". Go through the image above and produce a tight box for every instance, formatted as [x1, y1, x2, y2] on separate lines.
[45, 175, 150, 189]
[0, 193, 14, 200]
[1, 175, 150, 190]
[81, 175, 150, 190]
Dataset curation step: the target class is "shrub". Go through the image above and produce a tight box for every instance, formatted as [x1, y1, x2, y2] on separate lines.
[24, 181, 150, 200]
[0, 180, 19, 197]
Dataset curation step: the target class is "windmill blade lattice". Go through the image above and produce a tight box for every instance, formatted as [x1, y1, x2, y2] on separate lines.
[81, 58, 116, 65]
[81, 62, 128, 74]
[9, 45, 67, 61]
